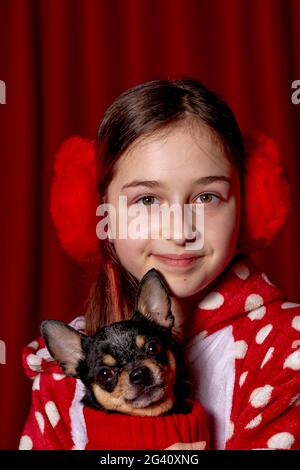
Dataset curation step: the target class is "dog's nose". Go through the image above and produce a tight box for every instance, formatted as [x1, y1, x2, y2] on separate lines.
[129, 366, 152, 385]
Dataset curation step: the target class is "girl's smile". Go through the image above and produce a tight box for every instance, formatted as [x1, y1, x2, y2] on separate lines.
[151, 253, 203, 269]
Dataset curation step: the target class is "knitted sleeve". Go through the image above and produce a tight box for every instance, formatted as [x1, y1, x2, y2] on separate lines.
[19, 372, 76, 450]
[19, 337, 76, 450]
[19, 369, 77, 450]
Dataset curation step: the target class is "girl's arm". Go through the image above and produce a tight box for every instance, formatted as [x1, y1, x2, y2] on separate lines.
[226, 395, 300, 450]
[19, 361, 76, 449]
[226, 304, 300, 450]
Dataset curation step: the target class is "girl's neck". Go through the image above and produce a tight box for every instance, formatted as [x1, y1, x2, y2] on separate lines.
[170, 284, 212, 342]
[169, 262, 232, 342]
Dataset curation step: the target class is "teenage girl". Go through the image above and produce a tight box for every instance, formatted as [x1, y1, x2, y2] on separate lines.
[20, 78, 300, 450]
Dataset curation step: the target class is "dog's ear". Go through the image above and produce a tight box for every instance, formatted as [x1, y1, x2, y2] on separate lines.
[40, 320, 85, 377]
[134, 268, 174, 329]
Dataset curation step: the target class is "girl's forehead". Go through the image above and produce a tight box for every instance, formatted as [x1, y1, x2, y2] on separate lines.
[112, 124, 233, 185]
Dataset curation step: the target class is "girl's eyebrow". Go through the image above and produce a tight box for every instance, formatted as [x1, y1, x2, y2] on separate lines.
[121, 176, 231, 190]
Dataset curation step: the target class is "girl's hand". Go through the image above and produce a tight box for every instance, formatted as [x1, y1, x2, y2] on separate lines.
[165, 441, 207, 450]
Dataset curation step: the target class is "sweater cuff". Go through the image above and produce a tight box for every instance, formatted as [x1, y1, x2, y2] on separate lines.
[84, 399, 210, 450]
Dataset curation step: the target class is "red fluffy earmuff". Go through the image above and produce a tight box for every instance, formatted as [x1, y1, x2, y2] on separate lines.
[50, 137, 101, 264]
[50, 133, 292, 263]
[238, 131, 292, 252]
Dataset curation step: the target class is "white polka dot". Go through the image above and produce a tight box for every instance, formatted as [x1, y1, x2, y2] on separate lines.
[291, 340, 300, 349]
[261, 273, 275, 287]
[28, 341, 39, 350]
[239, 371, 248, 387]
[32, 374, 40, 390]
[261, 347, 274, 368]
[19, 435, 33, 450]
[247, 306, 267, 321]
[289, 394, 300, 407]
[281, 302, 300, 309]
[255, 324, 273, 344]
[26, 354, 42, 372]
[249, 385, 273, 408]
[234, 263, 250, 280]
[198, 292, 224, 310]
[267, 432, 295, 449]
[283, 350, 300, 370]
[45, 401, 60, 428]
[35, 411, 45, 434]
[245, 413, 262, 429]
[292, 316, 300, 331]
[226, 420, 234, 441]
[245, 294, 264, 312]
[234, 340, 248, 359]
[53, 373, 65, 381]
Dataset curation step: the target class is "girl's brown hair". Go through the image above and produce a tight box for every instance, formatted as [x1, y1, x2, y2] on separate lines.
[85, 77, 245, 335]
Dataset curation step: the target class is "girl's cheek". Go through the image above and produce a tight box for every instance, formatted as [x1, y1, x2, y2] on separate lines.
[112, 201, 149, 239]
[114, 237, 147, 262]
[113, 238, 151, 282]
[203, 199, 239, 240]
[128, 209, 152, 240]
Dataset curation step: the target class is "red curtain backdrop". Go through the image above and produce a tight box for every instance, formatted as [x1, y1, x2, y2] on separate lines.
[0, 0, 300, 449]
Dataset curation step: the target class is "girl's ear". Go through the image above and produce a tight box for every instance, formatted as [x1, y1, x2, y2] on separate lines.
[134, 269, 174, 329]
[40, 320, 86, 377]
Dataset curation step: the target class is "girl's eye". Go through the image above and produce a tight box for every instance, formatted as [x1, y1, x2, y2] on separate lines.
[98, 367, 115, 383]
[196, 193, 220, 204]
[135, 194, 219, 205]
[135, 195, 160, 206]
[146, 341, 161, 356]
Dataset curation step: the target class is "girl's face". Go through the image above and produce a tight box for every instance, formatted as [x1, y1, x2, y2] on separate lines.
[105, 122, 241, 299]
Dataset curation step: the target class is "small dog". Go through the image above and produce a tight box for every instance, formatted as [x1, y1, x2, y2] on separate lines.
[41, 268, 190, 417]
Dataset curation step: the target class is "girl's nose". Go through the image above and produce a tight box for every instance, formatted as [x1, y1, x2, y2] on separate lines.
[160, 204, 203, 248]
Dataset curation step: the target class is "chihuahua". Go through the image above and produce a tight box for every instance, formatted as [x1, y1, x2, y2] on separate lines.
[41, 268, 190, 417]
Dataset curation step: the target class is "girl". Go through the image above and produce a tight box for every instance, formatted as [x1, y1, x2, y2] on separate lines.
[20, 78, 300, 450]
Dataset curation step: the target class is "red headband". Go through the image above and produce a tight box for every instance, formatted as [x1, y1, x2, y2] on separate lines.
[50, 132, 292, 264]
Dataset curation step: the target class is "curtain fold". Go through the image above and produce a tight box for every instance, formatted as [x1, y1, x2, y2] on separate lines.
[0, 0, 299, 449]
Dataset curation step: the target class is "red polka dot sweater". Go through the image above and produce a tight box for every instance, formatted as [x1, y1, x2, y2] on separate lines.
[19, 254, 300, 450]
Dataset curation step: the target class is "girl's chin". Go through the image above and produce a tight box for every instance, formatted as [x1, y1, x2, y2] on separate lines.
[159, 273, 204, 296]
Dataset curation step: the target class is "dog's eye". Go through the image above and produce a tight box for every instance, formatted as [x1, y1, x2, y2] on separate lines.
[98, 367, 115, 383]
[146, 341, 161, 356]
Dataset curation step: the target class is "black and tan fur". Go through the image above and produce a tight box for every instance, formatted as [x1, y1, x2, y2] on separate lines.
[41, 268, 190, 416]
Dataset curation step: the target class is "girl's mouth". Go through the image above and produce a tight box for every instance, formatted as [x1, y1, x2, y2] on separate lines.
[152, 254, 202, 268]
